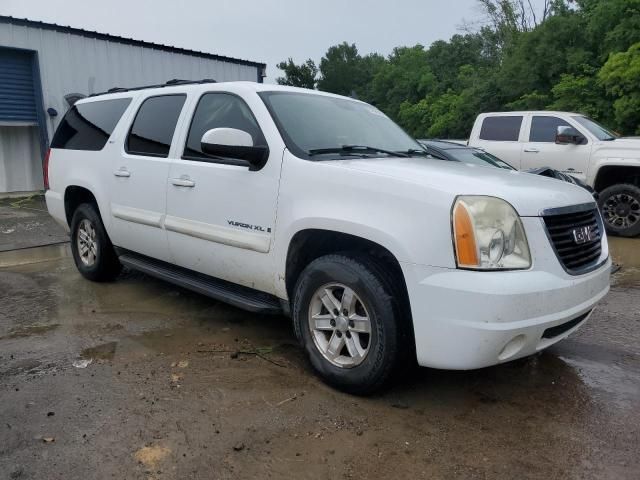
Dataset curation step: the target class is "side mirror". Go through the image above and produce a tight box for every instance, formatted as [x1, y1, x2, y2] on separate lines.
[201, 128, 269, 170]
[556, 126, 585, 145]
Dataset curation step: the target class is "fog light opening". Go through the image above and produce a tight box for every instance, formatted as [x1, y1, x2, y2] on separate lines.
[498, 334, 526, 361]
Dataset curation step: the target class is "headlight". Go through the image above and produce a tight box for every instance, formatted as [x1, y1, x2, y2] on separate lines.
[452, 196, 531, 270]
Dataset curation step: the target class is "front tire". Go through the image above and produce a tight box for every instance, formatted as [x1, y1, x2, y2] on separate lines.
[598, 183, 640, 237]
[70, 203, 121, 281]
[293, 254, 404, 395]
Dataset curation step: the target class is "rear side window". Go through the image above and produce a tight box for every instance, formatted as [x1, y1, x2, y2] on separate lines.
[126, 95, 186, 157]
[529, 116, 571, 142]
[479, 116, 523, 141]
[51, 98, 131, 151]
[183, 93, 266, 160]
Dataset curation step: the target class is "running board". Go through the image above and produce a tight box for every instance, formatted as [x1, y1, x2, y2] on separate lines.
[118, 251, 283, 315]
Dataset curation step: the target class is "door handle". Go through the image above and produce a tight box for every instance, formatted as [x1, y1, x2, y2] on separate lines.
[566, 168, 576, 172]
[113, 168, 130, 177]
[171, 176, 196, 188]
[523, 148, 539, 153]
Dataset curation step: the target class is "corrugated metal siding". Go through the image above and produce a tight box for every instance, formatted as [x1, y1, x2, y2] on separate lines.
[0, 21, 262, 140]
[0, 126, 42, 192]
[0, 48, 37, 123]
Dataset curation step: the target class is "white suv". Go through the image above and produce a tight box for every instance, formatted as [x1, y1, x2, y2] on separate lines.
[45, 81, 611, 394]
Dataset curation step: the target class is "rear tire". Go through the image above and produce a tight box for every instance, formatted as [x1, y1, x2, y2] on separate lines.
[293, 253, 405, 395]
[70, 203, 121, 281]
[598, 183, 640, 237]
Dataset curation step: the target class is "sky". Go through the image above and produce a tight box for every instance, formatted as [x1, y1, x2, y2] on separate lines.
[0, 0, 482, 82]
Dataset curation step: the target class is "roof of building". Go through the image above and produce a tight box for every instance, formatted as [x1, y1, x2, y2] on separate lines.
[0, 15, 266, 70]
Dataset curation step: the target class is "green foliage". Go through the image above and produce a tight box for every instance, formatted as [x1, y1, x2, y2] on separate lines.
[276, 0, 640, 137]
[276, 58, 318, 89]
[599, 43, 640, 133]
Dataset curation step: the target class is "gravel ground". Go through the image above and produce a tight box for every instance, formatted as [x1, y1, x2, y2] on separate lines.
[0, 232, 638, 479]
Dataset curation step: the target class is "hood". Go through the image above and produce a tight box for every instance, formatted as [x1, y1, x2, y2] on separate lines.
[593, 137, 640, 159]
[332, 157, 595, 216]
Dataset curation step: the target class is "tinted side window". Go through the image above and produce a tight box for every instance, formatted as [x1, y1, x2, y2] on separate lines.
[479, 116, 523, 141]
[184, 93, 266, 160]
[126, 95, 186, 157]
[529, 116, 571, 142]
[51, 98, 131, 151]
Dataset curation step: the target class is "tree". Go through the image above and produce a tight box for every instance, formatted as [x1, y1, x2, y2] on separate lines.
[598, 42, 640, 133]
[316, 42, 373, 96]
[276, 58, 318, 89]
[274, 0, 640, 137]
[367, 46, 435, 120]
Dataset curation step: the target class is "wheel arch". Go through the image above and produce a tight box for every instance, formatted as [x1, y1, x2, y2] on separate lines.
[284, 228, 417, 365]
[593, 165, 640, 192]
[284, 228, 412, 318]
[64, 185, 100, 227]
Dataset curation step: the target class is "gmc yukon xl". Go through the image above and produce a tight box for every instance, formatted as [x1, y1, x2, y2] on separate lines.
[45, 82, 610, 393]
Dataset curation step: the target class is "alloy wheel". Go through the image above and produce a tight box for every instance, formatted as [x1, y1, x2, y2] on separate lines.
[602, 193, 640, 230]
[77, 218, 98, 266]
[308, 283, 372, 368]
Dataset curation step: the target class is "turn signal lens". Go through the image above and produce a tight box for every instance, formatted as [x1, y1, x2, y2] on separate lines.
[452, 196, 531, 270]
[453, 201, 479, 267]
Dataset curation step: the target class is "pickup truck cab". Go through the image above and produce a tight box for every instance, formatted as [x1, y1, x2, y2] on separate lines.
[45, 83, 610, 394]
[469, 111, 640, 237]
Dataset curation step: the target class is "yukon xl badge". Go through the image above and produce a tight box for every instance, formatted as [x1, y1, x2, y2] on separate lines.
[228, 220, 271, 233]
[571, 225, 596, 244]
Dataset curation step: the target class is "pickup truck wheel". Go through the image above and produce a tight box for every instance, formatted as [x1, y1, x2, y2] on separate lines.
[70, 203, 121, 281]
[293, 254, 400, 395]
[598, 184, 640, 237]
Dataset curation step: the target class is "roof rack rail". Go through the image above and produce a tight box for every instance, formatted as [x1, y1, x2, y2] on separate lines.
[90, 78, 218, 97]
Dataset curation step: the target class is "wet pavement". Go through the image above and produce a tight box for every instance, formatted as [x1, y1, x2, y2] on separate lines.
[0, 196, 68, 252]
[0, 238, 639, 479]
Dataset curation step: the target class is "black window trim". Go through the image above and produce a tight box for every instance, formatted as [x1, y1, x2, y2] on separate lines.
[479, 115, 524, 142]
[50, 97, 132, 152]
[125, 93, 187, 158]
[180, 91, 270, 170]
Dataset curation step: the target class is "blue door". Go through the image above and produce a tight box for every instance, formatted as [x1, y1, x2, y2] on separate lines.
[0, 48, 37, 123]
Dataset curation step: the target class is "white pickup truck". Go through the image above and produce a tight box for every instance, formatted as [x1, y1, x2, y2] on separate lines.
[468, 111, 640, 237]
[45, 83, 610, 393]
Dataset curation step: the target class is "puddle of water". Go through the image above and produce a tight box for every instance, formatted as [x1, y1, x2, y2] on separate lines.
[81, 341, 118, 361]
[0, 243, 70, 267]
[558, 355, 640, 410]
[608, 237, 640, 285]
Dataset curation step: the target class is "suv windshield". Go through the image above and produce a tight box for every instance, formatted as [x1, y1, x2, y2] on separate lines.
[259, 91, 423, 159]
[572, 116, 617, 141]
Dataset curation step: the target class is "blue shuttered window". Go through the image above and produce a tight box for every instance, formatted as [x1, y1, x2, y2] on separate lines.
[0, 49, 37, 123]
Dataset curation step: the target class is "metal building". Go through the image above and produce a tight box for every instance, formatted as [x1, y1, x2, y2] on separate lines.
[0, 16, 266, 194]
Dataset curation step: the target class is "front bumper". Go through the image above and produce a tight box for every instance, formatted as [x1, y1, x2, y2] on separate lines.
[402, 216, 611, 369]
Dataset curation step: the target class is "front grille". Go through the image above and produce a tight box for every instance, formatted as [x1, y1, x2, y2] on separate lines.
[543, 207, 603, 274]
[542, 310, 591, 339]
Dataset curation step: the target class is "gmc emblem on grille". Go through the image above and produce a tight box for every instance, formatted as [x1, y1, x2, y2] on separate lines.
[571, 225, 596, 244]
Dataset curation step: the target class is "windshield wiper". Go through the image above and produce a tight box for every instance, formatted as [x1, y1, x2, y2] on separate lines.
[308, 145, 409, 158]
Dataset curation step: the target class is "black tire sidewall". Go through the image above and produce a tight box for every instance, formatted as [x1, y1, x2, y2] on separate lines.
[598, 184, 640, 237]
[70, 203, 120, 281]
[293, 255, 398, 395]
